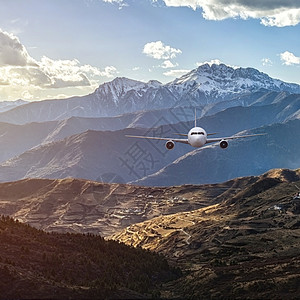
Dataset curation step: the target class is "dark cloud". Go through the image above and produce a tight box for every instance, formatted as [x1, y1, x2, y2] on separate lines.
[226, 0, 300, 10]
[159, 0, 300, 26]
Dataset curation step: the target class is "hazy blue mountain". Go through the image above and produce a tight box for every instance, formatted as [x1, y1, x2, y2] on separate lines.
[0, 128, 190, 183]
[0, 106, 207, 163]
[0, 99, 27, 113]
[0, 93, 299, 184]
[133, 119, 300, 186]
[0, 120, 58, 163]
[0, 64, 299, 125]
[1, 90, 297, 166]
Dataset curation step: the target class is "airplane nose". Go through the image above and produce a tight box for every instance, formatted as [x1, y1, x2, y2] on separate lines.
[193, 136, 206, 147]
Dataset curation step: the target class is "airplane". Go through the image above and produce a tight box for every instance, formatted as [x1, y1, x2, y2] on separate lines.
[126, 109, 265, 150]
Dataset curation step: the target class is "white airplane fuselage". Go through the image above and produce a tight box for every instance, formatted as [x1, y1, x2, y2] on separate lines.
[188, 126, 207, 148]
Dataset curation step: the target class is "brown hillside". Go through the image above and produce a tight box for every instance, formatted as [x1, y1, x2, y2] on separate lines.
[0, 176, 254, 236]
[112, 169, 300, 299]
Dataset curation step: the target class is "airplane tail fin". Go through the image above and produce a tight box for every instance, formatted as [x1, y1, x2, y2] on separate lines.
[194, 107, 197, 127]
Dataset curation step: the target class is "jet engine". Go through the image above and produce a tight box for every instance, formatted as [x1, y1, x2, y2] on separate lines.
[220, 140, 228, 149]
[165, 140, 175, 150]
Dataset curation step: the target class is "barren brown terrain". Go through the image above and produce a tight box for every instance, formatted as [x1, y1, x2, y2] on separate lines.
[0, 177, 249, 236]
[112, 168, 300, 298]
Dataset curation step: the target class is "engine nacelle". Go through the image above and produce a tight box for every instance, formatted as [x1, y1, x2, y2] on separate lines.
[220, 139, 228, 149]
[165, 140, 175, 150]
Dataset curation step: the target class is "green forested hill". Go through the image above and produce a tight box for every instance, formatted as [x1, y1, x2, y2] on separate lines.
[0, 216, 180, 299]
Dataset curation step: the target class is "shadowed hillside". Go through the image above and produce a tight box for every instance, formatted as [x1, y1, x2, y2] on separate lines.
[0, 216, 179, 299]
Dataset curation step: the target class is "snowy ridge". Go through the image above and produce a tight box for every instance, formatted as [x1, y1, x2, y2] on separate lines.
[95, 77, 162, 104]
[91, 63, 300, 114]
[167, 63, 300, 101]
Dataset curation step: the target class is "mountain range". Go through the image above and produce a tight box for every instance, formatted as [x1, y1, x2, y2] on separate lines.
[0, 92, 298, 184]
[134, 118, 300, 186]
[0, 99, 27, 113]
[1, 63, 300, 125]
[0, 63, 299, 185]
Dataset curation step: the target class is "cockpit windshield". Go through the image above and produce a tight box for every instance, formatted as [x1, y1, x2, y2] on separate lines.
[191, 132, 205, 135]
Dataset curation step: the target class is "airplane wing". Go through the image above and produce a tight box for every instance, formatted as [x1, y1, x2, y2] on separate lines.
[174, 133, 188, 136]
[206, 133, 266, 144]
[125, 135, 189, 144]
[175, 132, 217, 136]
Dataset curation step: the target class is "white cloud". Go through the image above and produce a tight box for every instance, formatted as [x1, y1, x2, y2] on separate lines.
[163, 69, 190, 77]
[9, 66, 52, 87]
[158, 0, 198, 10]
[0, 29, 37, 66]
[261, 8, 300, 27]
[22, 90, 34, 100]
[161, 60, 178, 68]
[0, 77, 9, 86]
[143, 41, 182, 60]
[103, 0, 121, 2]
[261, 58, 273, 66]
[99, 66, 118, 78]
[196, 59, 222, 67]
[39, 56, 113, 88]
[102, 0, 128, 9]
[196, 59, 238, 69]
[280, 51, 300, 65]
[46, 93, 70, 100]
[0, 29, 118, 92]
[158, 0, 300, 27]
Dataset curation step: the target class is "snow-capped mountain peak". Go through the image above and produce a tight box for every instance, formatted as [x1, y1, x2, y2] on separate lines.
[147, 80, 162, 88]
[95, 77, 163, 105]
[96, 77, 144, 98]
[168, 63, 300, 102]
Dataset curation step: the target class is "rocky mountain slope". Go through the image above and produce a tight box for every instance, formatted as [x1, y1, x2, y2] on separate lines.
[113, 168, 300, 299]
[0, 64, 299, 125]
[168, 64, 300, 105]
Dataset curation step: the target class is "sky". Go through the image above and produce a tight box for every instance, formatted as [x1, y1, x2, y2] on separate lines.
[0, 0, 299, 101]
